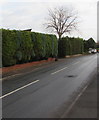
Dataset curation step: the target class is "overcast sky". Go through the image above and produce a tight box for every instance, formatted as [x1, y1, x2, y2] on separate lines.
[0, 0, 98, 41]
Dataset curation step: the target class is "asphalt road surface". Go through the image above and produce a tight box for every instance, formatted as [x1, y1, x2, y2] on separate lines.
[2, 54, 97, 118]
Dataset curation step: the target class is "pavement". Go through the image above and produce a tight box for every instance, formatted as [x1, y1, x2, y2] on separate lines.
[62, 73, 97, 118]
[2, 54, 97, 118]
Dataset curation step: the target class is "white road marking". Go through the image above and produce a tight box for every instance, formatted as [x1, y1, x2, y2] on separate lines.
[51, 61, 80, 75]
[2, 68, 40, 81]
[51, 67, 68, 75]
[2, 74, 21, 80]
[0, 79, 39, 99]
[61, 83, 90, 118]
[2, 61, 80, 80]
[73, 61, 80, 65]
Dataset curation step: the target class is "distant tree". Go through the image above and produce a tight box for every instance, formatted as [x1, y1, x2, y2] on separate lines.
[84, 38, 96, 52]
[45, 6, 78, 40]
[87, 38, 96, 48]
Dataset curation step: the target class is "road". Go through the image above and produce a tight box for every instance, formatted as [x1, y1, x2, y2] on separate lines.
[2, 54, 97, 118]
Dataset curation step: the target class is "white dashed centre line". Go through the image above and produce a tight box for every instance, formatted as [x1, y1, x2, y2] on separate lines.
[73, 61, 80, 65]
[0, 79, 39, 99]
[51, 67, 68, 75]
[51, 61, 80, 75]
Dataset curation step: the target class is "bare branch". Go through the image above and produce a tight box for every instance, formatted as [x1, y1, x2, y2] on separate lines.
[45, 6, 78, 39]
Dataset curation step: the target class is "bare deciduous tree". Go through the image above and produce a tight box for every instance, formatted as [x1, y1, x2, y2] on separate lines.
[45, 7, 78, 40]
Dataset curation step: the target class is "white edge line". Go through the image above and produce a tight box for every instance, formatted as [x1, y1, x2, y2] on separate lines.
[51, 67, 68, 75]
[2, 74, 21, 80]
[0, 79, 39, 99]
[61, 83, 89, 118]
[2, 68, 40, 81]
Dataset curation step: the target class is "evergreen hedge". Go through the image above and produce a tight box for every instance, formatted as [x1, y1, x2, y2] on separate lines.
[2, 29, 58, 67]
[58, 36, 84, 57]
[2, 29, 84, 67]
[2, 29, 17, 66]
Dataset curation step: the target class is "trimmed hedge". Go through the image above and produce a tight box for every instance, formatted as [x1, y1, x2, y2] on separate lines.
[2, 28, 84, 67]
[2, 29, 58, 67]
[2, 29, 17, 66]
[58, 36, 84, 57]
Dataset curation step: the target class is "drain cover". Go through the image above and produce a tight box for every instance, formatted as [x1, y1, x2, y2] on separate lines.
[67, 75, 77, 78]
[68, 75, 74, 77]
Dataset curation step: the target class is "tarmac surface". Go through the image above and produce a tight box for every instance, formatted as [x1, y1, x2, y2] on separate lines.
[63, 74, 97, 118]
[2, 54, 97, 118]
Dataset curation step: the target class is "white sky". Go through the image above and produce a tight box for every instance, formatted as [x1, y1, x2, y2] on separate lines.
[0, 0, 98, 41]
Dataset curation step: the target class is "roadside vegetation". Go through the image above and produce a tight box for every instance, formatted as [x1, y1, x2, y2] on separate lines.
[2, 28, 96, 67]
[45, 7, 78, 40]
[58, 36, 84, 57]
[2, 29, 58, 67]
[83, 38, 96, 53]
[1, 6, 97, 67]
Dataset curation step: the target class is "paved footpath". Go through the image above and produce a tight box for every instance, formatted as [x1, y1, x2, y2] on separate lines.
[63, 74, 97, 118]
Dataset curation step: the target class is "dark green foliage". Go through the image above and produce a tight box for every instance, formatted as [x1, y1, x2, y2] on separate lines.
[15, 31, 33, 63]
[52, 35, 58, 57]
[31, 32, 58, 60]
[21, 31, 33, 62]
[2, 29, 58, 67]
[2, 28, 85, 67]
[58, 38, 67, 57]
[58, 37, 84, 57]
[2, 29, 17, 66]
[83, 38, 96, 52]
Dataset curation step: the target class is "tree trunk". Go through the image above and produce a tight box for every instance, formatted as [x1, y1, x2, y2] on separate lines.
[59, 34, 62, 41]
